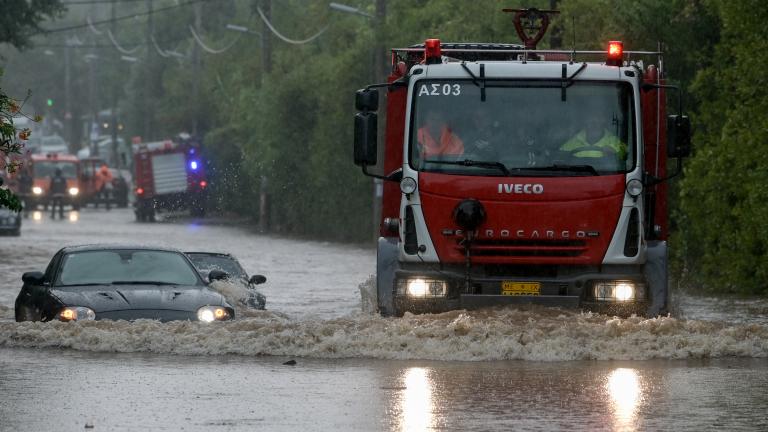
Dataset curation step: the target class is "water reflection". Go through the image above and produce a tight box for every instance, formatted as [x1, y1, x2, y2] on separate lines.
[607, 368, 642, 431]
[398, 367, 435, 432]
[68, 211, 79, 222]
[32, 211, 42, 222]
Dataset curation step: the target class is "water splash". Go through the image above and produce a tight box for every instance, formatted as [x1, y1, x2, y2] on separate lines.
[1, 307, 766, 361]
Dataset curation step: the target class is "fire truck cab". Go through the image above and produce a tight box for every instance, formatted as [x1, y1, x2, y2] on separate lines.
[24, 153, 81, 210]
[353, 10, 691, 318]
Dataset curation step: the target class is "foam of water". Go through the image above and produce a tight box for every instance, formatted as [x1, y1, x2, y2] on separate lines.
[1, 307, 766, 361]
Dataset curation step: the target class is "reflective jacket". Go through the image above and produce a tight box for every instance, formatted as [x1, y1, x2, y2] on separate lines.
[418, 125, 464, 157]
[560, 129, 627, 161]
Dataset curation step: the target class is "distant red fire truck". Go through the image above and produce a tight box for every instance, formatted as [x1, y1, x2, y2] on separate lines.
[132, 135, 208, 221]
[353, 8, 691, 317]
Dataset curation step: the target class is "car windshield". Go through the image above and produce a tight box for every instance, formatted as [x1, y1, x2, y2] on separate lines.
[186, 253, 247, 279]
[34, 161, 78, 179]
[57, 250, 201, 286]
[409, 80, 636, 176]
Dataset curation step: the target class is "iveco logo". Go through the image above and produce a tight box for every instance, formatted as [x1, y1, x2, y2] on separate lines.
[498, 183, 544, 194]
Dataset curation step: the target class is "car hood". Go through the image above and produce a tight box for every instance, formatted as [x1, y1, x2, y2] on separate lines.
[50, 284, 229, 313]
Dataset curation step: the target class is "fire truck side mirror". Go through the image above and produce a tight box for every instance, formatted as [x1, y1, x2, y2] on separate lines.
[354, 112, 378, 166]
[667, 114, 691, 158]
[355, 89, 379, 112]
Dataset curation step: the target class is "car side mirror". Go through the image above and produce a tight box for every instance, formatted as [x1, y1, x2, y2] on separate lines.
[249, 275, 267, 285]
[354, 112, 378, 166]
[208, 270, 229, 282]
[22, 271, 45, 285]
[667, 114, 691, 158]
[355, 89, 379, 112]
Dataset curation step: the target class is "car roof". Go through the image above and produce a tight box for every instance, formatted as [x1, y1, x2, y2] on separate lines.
[62, 244, 185, 254]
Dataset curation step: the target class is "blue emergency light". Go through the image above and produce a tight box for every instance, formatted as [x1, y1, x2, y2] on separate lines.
[189, 160, 199, 171]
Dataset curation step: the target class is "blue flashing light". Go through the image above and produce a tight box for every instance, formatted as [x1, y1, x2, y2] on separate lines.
[189, 148, 196, 155]
[189, 160, 199, 171]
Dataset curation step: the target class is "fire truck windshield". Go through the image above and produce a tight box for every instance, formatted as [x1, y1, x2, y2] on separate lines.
[410, 80, 636, 176]
[34, 161, 78, 179]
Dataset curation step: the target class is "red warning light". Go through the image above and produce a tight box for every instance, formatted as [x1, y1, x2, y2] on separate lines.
[607, 41, 623, 66]
[424, 39, 441, 64]
[136, 187, 144, 195]
[199, 181, 207, 188]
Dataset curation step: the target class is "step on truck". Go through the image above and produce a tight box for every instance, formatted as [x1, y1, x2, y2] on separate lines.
[132, 134, 208, 222]
[353, 8, 691, 318]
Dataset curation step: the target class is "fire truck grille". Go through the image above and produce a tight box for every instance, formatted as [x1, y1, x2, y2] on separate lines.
[455, 239, 588, 258]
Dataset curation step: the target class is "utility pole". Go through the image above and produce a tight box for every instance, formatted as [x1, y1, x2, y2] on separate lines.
[64, 40, 72, 151]
[371, 0, 387, 241]
[260, 0, 272, 75]
[192, 2, 202, 135]
[110, 0, 120, 167]
[144, 0, 154, 141]
[257, 0, 271, 233]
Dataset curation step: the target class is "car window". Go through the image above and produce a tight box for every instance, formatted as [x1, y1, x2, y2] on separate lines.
[57, 250, 201, 286]
[186, 254, 247, 279]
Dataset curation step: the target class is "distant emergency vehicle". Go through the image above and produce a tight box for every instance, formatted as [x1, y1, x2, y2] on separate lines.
[132, 135, 208, 221]
[25, 153, 81, 210]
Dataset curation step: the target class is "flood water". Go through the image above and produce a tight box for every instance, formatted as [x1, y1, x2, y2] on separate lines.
[1, 208, 767, 431]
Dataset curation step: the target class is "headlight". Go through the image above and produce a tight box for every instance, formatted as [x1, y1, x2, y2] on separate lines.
[32, 186, 43, 195]
[58, 306, 96, 322]
[196, 305, 231, 322]
[626, 179, 643, 198]
[68, 187, 79, 196]
[400, 177, 417, 195]
[397, 278, 447, 298]
[592, 281, 645, 302]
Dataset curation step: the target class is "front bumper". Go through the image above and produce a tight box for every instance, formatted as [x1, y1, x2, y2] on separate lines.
[392, 267, 650, 317]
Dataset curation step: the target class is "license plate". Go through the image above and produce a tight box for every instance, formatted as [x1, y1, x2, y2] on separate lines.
[502, 282, 541, 296]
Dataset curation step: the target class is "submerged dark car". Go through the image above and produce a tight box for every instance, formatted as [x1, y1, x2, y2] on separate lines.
[185, 252, 267, 310]
[15, 245, 235, 322]
[0, 207, 21, 236]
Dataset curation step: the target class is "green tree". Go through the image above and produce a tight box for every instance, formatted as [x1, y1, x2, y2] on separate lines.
[0, 0, 64, 49]
[677, 0, 768, 294]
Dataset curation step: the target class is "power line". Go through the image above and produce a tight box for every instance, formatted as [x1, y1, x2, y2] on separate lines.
[36, 0, 222, 35]
[256, 6, 328, 45]
[188, 25, 240, 54]
[62, 0, 152, 4]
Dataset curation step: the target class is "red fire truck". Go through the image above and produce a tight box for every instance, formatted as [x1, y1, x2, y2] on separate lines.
[132, 135, 208, 221]
[24, 153, 82, 210]
[353, 9, 691, 317]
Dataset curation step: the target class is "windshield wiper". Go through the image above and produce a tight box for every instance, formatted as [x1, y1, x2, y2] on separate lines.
[423, 159, 510, 176]
[57, 283, 109, 287]
[110, 281, 180, 286]
[514, 164, 599, 176]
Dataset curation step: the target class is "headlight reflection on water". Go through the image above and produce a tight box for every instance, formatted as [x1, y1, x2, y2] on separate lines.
[607, 368, 642, 431]
[398, 367, 435, 432]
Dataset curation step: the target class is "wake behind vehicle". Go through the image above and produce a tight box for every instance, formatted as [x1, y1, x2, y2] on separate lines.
[186, 252, 267, 310]
[15, 245, 235, 322]
[354, 8, 691, 318]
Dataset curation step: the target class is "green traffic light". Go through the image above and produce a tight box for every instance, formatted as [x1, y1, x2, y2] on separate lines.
[46, 98, 53, 107]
